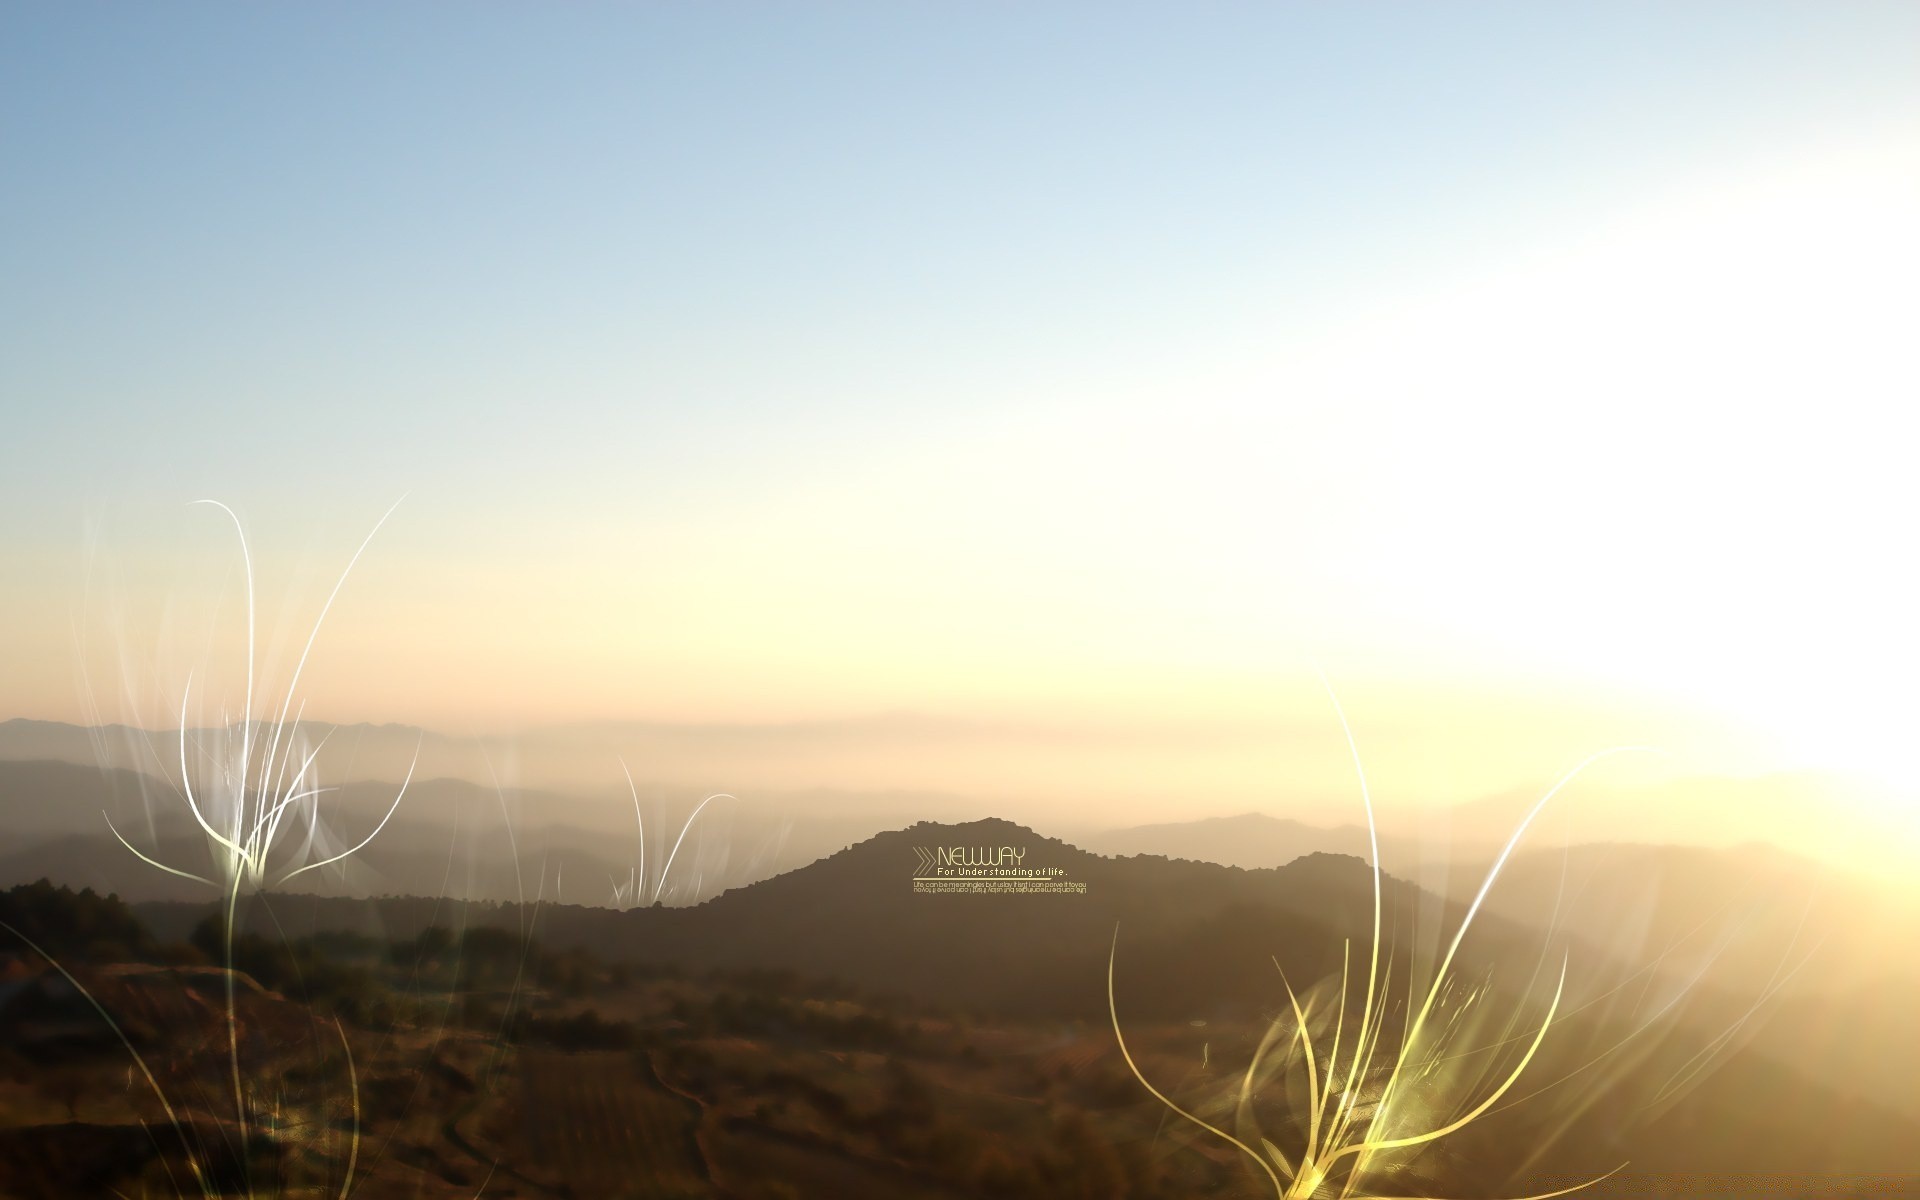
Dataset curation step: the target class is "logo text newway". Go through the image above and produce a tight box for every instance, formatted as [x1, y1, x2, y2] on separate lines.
[938, 846, 1024, 868]
[912, 845, 1040, 876]
[910, 844, 1086, 894]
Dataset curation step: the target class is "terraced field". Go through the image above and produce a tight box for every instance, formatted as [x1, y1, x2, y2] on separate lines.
[516, 1050, 709, 1198]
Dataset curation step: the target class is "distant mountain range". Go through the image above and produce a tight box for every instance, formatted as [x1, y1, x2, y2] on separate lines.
[8, 717, 1906, 883]
[1080, 810, 1424, 868]
[1089, 809, 1920, 1006]
[110, 815, 1920, 1152]
[0, 810, 1862, 1183]
[10, 722, 1916, 1108]
[0, 758, 887, 906]
[129, 817, 1540, 1021]
[9, 752, 1912, 1010]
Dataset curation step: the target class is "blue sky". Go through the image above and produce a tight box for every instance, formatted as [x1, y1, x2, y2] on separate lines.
[3, 4, 1917, 818]
[7, 2, 1913, 512]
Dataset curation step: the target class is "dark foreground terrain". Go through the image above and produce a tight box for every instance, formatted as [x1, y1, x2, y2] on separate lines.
[5, 818, 1920, 1199]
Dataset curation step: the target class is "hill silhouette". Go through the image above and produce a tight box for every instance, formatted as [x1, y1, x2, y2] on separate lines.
[42, 820, 1920, 1187]
[134, 817, 1559, 1023]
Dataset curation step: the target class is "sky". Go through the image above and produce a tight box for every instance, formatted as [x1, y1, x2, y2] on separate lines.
[2, 5, 1916, 839]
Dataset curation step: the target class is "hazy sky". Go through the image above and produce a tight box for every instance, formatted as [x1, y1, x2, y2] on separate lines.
[3, 5, 1916, 830]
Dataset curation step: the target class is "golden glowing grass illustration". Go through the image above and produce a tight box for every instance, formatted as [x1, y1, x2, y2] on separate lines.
[1109, 682, 1654, 1200]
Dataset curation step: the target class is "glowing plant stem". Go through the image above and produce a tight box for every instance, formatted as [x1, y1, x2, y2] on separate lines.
[1113, 675, 1654, 1200]
[277, 746, 416, 885]
[1109, 929, 1287, 1196]
[1320, 940, 1351, 1150]
[1335, 956, 1394, 1183]
[263, 699, 311, 840]
[1369, 748, 1654, 1142]
[1276, 965, 1326, 1172]
[191, 500, 257, 865]
[225, 871, 248, 1186]
[335, 1016, 359, 1200]
[1648, 903, 1818, 1108]
[177, 679, 247, 871]
[1330, 959, 1570, 1174]
[1239, 1008, 1299, 1181]
[0, 922, 211, 1200]
[1483, 903, 1751, 1115]
[652, 792, 731, 904]
[249, 496, 405, 857]
[103, 814, 215, 885]
[258, 717, 331, 861]
[1352, 1166, 1628, 1200]
[620, 757, 645, 908]
[1318, 673, 1385, 1143]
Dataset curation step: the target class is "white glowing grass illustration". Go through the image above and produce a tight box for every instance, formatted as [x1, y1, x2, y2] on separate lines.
[1109, 683, 1656, 1200]
[606, 757, 734, 909]
[78, 499, 408, 1198]
[102, 498, 415, 897]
